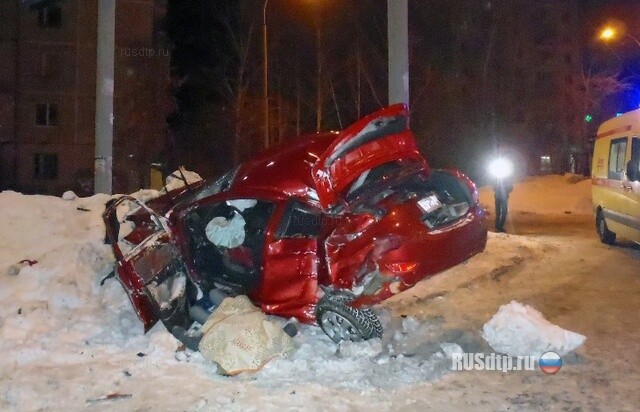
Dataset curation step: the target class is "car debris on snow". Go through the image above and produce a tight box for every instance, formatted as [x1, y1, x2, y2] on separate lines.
[85, 393, 132, 405]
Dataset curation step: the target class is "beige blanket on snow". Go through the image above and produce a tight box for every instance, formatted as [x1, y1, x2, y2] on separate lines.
[198, 295, 293, 375]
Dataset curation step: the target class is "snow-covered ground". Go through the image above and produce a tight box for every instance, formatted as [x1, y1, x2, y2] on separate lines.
[1, 174, 639, 411]
[478, 173, 593, 216]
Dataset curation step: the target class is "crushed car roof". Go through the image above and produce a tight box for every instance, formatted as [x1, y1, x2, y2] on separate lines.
[230, 132, 339, 198]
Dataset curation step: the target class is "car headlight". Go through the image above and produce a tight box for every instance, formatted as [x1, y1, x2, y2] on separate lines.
[488, 157, 513, 179]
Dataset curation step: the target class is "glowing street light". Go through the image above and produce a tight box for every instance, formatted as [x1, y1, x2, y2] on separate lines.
[598, 25, 640, 49]
[599, 26, 616, 42]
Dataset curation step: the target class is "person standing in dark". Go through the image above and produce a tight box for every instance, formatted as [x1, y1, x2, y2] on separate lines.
[493, 174, 512, 232]
[488, 156, 514, 233]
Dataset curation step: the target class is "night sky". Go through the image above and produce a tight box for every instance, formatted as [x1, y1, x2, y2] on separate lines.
[161, 1, 638, 181]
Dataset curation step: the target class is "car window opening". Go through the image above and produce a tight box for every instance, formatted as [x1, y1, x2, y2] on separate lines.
[185, 200, 275, 294]
[277, 201, 322, 239]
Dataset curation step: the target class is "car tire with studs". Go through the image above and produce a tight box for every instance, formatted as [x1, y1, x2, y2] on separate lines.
[315, 294, 383, 343]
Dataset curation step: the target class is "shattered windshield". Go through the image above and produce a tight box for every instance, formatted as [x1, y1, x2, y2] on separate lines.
[176, 165, 241, 208]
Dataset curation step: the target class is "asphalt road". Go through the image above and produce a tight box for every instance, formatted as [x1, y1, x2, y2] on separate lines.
[391, 211, 640, 411]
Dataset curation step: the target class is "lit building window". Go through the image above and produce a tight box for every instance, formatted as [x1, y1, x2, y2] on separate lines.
[35, 103, 58, 126]
[540, 155, 552, 174]
[38, 5, 62, 28]
[34, 153, 58, 180]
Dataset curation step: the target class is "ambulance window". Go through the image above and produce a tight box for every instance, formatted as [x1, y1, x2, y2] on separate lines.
[633, 137, 639, 161]
[608, 138, 627, 180]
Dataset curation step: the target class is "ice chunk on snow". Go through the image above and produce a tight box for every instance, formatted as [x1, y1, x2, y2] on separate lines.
[61, 191, 77, 201]
[482, 301, 585, 357]
[337, 339, 383, 358]
[439, 342, 464, 360]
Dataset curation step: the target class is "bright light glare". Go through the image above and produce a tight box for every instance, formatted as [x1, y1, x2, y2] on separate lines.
[488, 157, 514, 179]
[600, 27, 616, 41]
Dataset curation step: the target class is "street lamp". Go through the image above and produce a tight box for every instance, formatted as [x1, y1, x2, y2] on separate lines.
[263, 0, 270, 149]
[599, 25, 640, 49]
[599, 27, 616, 41]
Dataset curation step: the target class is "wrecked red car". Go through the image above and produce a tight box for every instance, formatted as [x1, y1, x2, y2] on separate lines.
[104, 104, 487, 344]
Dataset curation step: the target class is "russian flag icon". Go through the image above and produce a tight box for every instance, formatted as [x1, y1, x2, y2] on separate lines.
[539, 351, 562, 374]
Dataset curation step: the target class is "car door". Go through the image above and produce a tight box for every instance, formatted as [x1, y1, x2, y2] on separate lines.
[104, 196, 186, 331]
[621, 137, 640, 241]
[602, 136, 640, 242]
[311, 104, 427, 210]
[254, 200, 322, 323]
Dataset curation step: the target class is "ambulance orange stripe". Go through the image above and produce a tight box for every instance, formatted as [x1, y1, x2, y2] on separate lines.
[596, 124, 632, 139]
[592, 178, 625, 188]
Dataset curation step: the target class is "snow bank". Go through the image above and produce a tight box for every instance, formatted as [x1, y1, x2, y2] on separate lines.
[0, 173, 595, 409]
[479, 173, 592, 215]
[258, 315, 453, 389]
[482, 301, 586, 357]
[0, 189, 468, 409]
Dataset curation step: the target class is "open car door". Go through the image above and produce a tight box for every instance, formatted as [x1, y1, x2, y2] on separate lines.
[104, 196, 189, 332]
[311, 104, 426, 210]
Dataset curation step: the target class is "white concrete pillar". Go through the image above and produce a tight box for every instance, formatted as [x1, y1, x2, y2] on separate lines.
[388, 0, 409, 107]
[94, 0, 115, 194]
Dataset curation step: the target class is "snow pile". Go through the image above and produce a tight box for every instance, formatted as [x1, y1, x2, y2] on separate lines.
[479, 173, 592, 215]
[0, 191, 137, 338]
[258, 315, 453, 389]
[0, 172, 599, 409]
[0, 188, 464, 409]
[482, 301, 586, 357]
[0, 191, 190, 409]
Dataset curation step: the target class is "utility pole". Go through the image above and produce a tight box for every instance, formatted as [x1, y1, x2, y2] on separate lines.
[94, 0, 115, 194]
[387, 0, 409, 107]
[316, 23, 323, 132]
[263, 0, 270, 149]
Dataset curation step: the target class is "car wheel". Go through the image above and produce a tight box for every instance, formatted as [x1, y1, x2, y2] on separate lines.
[596, 210, 616, 245]
[315, 294, 383, 343]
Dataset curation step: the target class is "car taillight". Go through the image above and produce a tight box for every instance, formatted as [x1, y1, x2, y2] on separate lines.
[385, 262, 418, 273]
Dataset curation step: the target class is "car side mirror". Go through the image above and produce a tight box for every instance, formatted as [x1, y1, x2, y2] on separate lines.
[627, 159, 640, 182]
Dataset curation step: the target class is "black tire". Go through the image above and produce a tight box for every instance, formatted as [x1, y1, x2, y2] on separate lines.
[315, 294, 383, 343]
[596, 210, 616, 245]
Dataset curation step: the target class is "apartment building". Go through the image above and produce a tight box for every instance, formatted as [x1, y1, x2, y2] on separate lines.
[0, 0, 169, 195]
[494, 0, 584, 173]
